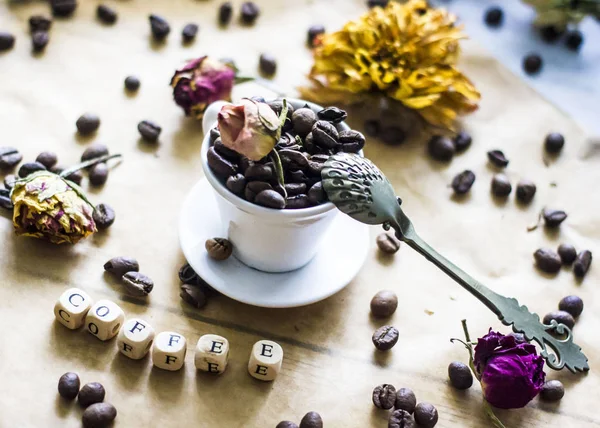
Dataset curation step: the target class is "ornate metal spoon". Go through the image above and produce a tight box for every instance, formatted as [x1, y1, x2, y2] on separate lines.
[322, 152, 589, 373]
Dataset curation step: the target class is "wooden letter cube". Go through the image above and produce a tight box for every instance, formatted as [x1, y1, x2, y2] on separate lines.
[54, 288, 93, 330]
[117, 318, 155, 360]
[85, 300, 125, 341]
[194, 334, 229, 374]
[152, 331, 187, 371]
[248, 340, 283, 381]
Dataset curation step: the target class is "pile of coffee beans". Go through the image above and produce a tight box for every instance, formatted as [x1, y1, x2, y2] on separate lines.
[541, 295, 584, 333]
[104, 256, 154, 297]
[178, 262, 220, 309]
[207, 99, 365, 210]
[534, 244, 592, 278]
[372, 384, 438, 427]
[276, 411, 323, 428]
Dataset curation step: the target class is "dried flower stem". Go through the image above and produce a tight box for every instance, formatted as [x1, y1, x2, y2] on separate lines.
[60, 154, 123, 179]
[482, 400, 507, 428]
[269, 150, 287, 199]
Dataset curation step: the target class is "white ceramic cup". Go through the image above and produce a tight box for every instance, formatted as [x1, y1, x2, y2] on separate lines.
[200, 98, 344, 273]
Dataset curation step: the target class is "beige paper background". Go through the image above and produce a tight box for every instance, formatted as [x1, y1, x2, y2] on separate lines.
[1, 1, 598, 427]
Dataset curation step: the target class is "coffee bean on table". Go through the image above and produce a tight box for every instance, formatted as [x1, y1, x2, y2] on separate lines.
[451, 170, 475, 195]
[4, 174, 17, 190]
[149, 14, 170, 40]
[534, 248, 562, 273]
[565, 30, 584, 51]
[317, 107, 347, 123]
[205, 238, 233, 260]
[516, 179, 536, 203]
[51, 0, 78, 17]
[97, 4, 117, 24]
[484, 6, 503, 27]
[307, 25, 325, 47]
[81, 144, 109, 163]
[180, 283, 208, 309]
[255, 189, 286, 209]
[218, 2, 233, 25]
[0, 147, 23, 170]
[414, 402, 438, 428]
[453, 131, 472, 151]
[138, 120, 162, 142]
[389, 409, 415, 428]
[448, 362, 473, 390]
[308, 182, 326, 205]
[428, 135, 455, 161]
[78, 382, 105, 407]
[523, 53, 543, 75]
[372, 325, 399, 351]
[557, 243, 577, 265]
[226, 174, 246, 195]
[57, 372, 80, 400]
[376, 233, 400, 254]
[395, 387, 417, 413]
[487, 150, 509, 167]
[312, 120, 339, 149]
[121, 272, 154, 297]
[544, 132, 564, 154]
[491, 173, 511, 197]
[82, 402, 117, 428]
[540, 25, 563, 43]
[240, 2, 260, 24]
[292, 108, 317, 137]
[89, 163, 109, 186]
[29, 16, 52, 33]
[370, 290, 398, 318]
[32, 31, 50, 52]
[93, 203, 115, 230]
[35, 151, 58, 169]
[55, 168, 83, 185]
[558, 295, 584, 318]
[299, 411, 322, 428]
[259, 53, 277, 75]
[573, 250, 592, 278]
[0, 193, 13, 211]
[124, 76, 140, 91]
[373, 384, 397, 409]
[0, 32, 16, 51]
[540, 380, 565, 402]
[543, 208, 567, 227]
[182, 23, 198, 42]
[76, 113, 101, 135]
[543, 310, 575, 329]
[104, 256, 139, 277]
[18, 162, 46, 178]
[364, 120, 381, 137]
[276, 422, 299, 428]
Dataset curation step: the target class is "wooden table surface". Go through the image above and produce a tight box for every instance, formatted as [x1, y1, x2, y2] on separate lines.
[1, 1, 599, 427]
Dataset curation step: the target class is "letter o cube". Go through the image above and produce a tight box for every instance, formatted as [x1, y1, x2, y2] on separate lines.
[248, 340, 283, 381]
[54, 288, 93, 330]
[152, 331, 187, 371]
[194, 334, 229, 374]
[85, 300, 125, 341]
[117, 318, 155, 360]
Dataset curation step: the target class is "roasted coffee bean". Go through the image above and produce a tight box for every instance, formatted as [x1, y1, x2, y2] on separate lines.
[543, 208, 567, 228]
[364, 120, 381, 137]
[76, 113, 101, 135]
[370, 290, 398, 318]
[180, 283, 208, 309]
[389, 409, 415, 428]
[565, 30, 583, 51]
[299, 412, 322, 428]
[89, 163, 109, 186]
[137, 120, 162, 142]
[276, 422, 298, 428]
[205, 238, 233, 261]
[0, 32, 15, 51]
[487, 150, 509, 167]
[373, 384, 396, 409]
[97, 4, 117, 24]
[428, 135, 455, 161]
[453, 131, 472, 151]
[29, 15, 52, 33]
[317, 107, 347, 123]
[122, 272, 154, 297]
[149, 14, 170, 40]
[178, 263, 201, 285]
[395, 388, 417, 413]
[368, 0, 390, 8]
[559, 295, 584, 318]
[540, 380, 565, 402]
[226, 174, 246, 195]
[372, 325, 399, 351]
[1, 192, 13, 210]
[484, 6, 503, 27]
[82, 402, 117, 428]
[534, 248, 562, 273]
[303, 133, 317, 154]
[306, 161, 324, 177]
[309, 154, 330, 163]
[339, 130, 365, 153]
[4, 175, 16, 190]
[448, 361, 473, 390]
[259, 53, 277, 75]
[286, 194, 310, 209]
[218, 2, 233, 25]
[93, 203, 115, 230]
[78, 382, 105, 408]
[214, 138, 240, 161]
[491, 173, 512, 197]
[209, 127, 221, 144]
[245, 181, 272, 202]
[182, 23, 198, 42]
[104, 256, 139, 277]
[280, 149, 308, 170]
[307, 25, 325, 47]
[543, 310, 575, 329]
[245, 163, 273, 181]
[308, 182, 326, 205]
[573, 250, 592, 278]
[516, 179, 536, 203]
[292, 108, 317, 137]
[414, 402, 438, 428]
[18, 162, 46, 178]
[0, 147, 22, 170]
[35, 152, 58, 169]
[544, 132, 564, 154]
[255, 189, 286, 209]
[268, 99, 295, 119]
[523, 53, 543, 75]
[312, 120, 339, 149]
[288, 169, 311, 185]
[58, 372, 80, 400]
[51, 0, 77, 17]
[376, 233, 400, 254]
[32, 31, 50, 52]
[540, 25, 563, 43]
[81, 144, 109, 163]
[557, 243, 577, 265]
[124, 75, 140, 91]
[284, 183, 307, 196]
[240, 2, 260, 24]
[451, 170, 475, 195]
[56, 168, 83, 185]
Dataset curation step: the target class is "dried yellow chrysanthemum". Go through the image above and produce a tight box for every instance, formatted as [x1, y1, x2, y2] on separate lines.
[522, 0, 598, 28]
[299, 0, 480, 129]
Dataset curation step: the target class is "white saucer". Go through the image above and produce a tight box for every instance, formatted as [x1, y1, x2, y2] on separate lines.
[179, 178, 371, 308]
